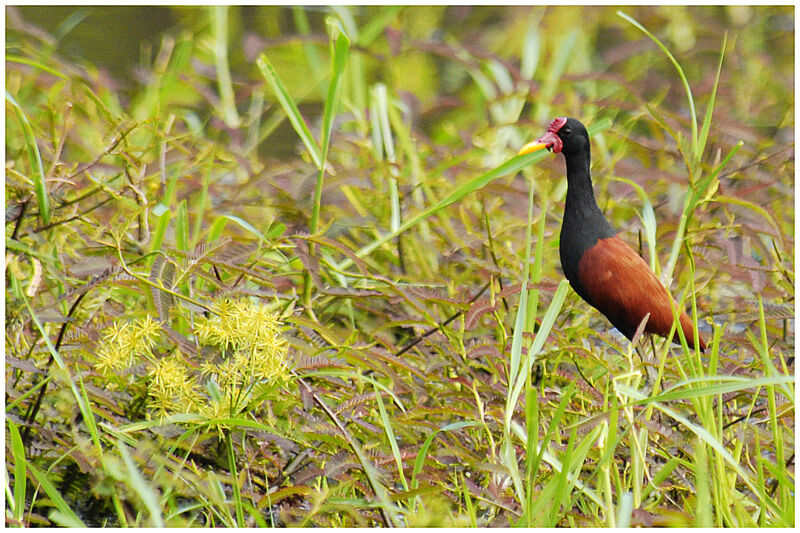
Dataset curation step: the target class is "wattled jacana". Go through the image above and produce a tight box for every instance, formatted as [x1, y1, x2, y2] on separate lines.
[519, 117, 706, 351]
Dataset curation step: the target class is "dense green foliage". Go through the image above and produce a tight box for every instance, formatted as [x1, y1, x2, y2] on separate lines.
[6, 6, 794, 527]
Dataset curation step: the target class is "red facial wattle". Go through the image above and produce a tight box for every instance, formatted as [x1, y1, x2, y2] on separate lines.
[518, 116, 567, 156]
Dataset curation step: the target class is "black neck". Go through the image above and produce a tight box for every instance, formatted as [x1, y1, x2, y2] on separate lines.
[562, 149, 614, 238]
[559, 148, 616, 291]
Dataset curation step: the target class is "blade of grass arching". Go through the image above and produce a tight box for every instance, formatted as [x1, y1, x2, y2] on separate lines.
[641, 456, 680, 502]
[220, 214, 267, 242]
[524, 387, 539, 525]
[697, 33, 727, 164]
[502, 190, 533, 504]
[523, 175, 541, 345]
[7, 92, 50, 225]
[333, 118, 612, 271]
[8, 420, 27, 523]
[507, 262, 529, 400]
[548, 428, 577, 526]
[411, 421, 481, 490]
[712, 195, 783, 243]
[27, 462, 85, 527]
[527, 383, 574, 494]
[6, 56, 69, 79]
[619, 375, 793, 406]
[373, 384, 409, 492]
[210, 6, 240, 128]
[507, 280, 569, 421]
[373, 84, 401, 233]
[117, 441, 165, 527]
[256, 54, 322, 168]
[509, 420, 605, 512]
[617, 11, 697, 158]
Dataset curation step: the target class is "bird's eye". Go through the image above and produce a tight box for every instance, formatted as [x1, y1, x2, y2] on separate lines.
[561, 128, 572, 137]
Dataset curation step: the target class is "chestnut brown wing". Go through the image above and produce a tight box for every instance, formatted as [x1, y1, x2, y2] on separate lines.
[577, 236, 705, 350]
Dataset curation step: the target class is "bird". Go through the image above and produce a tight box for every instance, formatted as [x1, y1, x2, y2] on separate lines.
[518, 117, 706, 351]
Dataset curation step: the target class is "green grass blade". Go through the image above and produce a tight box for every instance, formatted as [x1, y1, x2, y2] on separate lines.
[374, 384, 409, 491]
[223, 432, 244, 527]
[8, 420, 27, 523]
[257, 54, 322, 168]
[311, 25, 350, 235]
[697, 33, 727, 164]
[411, 421, 480, 490]
[7, 91, 50, 225]
[507, 280, 569, 422]
[693, 438, 713, 526]
[524, 386, 539, 523]
[506, 282, 528, 400]
[210, 6, 240, 128]
[218, 214, 267, 242]
[318, 24, 351, 170]
[27, 463, 85, 527]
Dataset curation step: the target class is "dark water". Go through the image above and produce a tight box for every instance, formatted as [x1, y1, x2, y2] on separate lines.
[11, 6, 177, 84]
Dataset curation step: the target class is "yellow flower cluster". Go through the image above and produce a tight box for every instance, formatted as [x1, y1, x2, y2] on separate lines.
[95, 315, 161, 374]
[95, 299, 289, 421]
[148, 351, 200, 417]
[194, 298, 289, 385]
